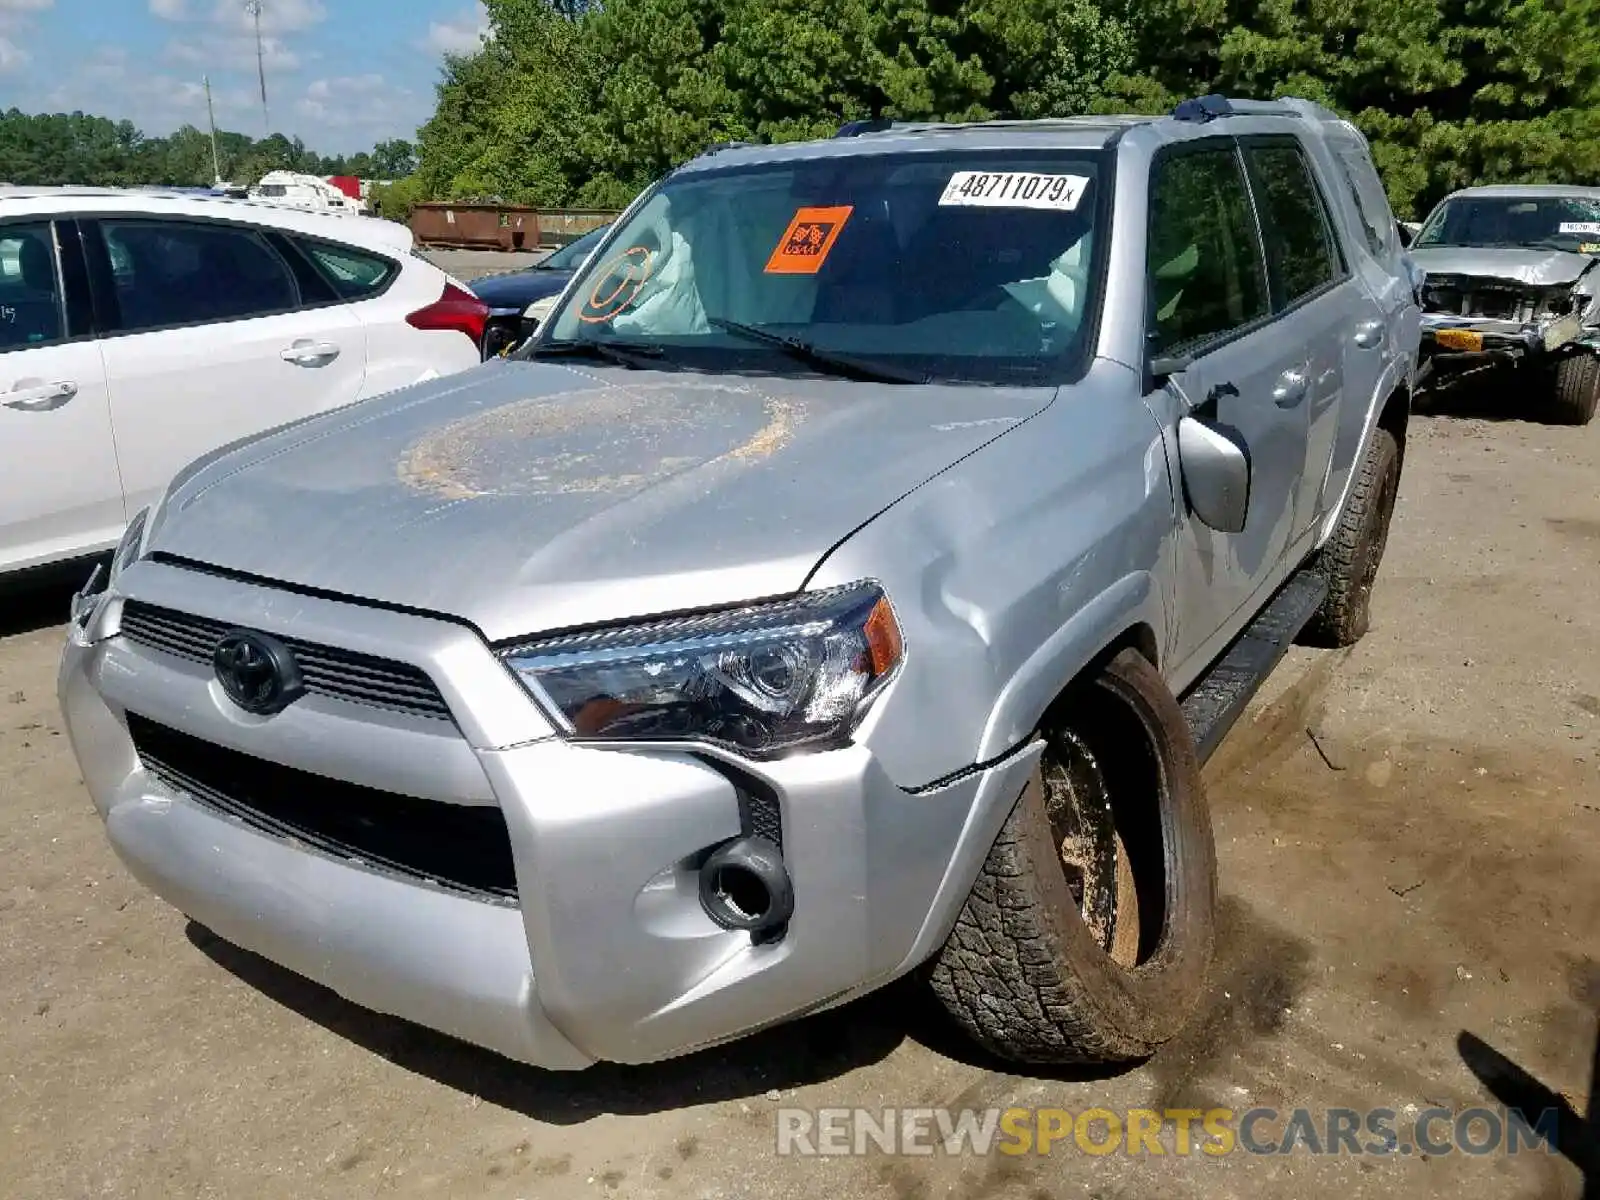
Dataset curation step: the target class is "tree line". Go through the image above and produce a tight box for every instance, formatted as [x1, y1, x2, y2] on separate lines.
[0, 109, 418, 189]
[412, 0, 1600, 219]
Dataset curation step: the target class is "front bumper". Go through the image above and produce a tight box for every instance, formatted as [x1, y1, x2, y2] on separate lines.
[59, 559, 1039, 1070]
[1420, 309, 1595, 365]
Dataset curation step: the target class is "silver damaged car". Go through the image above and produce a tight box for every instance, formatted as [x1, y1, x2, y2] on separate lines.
[1411, 184, 1600, 425]
[60, 95, 1420, 1070]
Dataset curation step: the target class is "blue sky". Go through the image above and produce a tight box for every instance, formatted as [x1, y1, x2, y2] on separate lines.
[0, 0, 489, 154]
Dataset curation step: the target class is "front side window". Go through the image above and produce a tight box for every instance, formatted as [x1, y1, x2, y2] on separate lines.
[1145, 146, 1269, 358]
[98, 220, 299, 334]
[1245, 142, 1340, 306]
[1415, 194, 1600, 254]
[537, 149, 1110, 384]
[0, 223, 63, 352]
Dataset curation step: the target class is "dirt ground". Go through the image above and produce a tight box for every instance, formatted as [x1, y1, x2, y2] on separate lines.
[2, 384, 1598, 1199]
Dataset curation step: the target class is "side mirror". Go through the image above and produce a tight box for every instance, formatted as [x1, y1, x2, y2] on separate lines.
[1162, 373, 1251, 534]
[1177, 415, 1251, 533]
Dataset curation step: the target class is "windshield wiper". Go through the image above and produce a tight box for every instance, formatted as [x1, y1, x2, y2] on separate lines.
[526, 337, 668, 370]
[706, 316, 928, 384]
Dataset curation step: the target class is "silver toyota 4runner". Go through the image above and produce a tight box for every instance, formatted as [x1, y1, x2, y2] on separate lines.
[60, 95, 1420, 1070]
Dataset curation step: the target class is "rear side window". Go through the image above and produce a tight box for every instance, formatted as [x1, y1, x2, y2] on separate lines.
[0, 223, 64, 352]
[97, 219, 299, 334]
[1243, 142, 1340, 307]
[298, 240, 398, 300]
[1329, 134, 1397, 259]
[1146, 146, 1270, 358]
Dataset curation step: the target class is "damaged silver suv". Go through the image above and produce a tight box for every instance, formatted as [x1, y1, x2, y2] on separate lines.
[1411, 184, 1600, 424]
[60, 95, 1419, 1071]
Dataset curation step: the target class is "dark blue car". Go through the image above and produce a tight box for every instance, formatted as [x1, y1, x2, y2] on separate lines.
[475, 224, 610, 357]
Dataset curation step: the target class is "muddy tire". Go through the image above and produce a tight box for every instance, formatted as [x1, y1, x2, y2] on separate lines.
[1299, 427, 1401, 649]
[1550, 354, 1600, 426]
[927, 649, 1216, 1064]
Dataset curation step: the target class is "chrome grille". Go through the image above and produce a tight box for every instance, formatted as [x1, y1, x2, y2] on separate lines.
[119, 600, 453, 721]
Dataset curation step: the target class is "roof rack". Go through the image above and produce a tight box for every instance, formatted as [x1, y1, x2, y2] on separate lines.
[1171, 94, 1302, 123]
[834, 118, 901, 138]
[1171, 95, 1235, 123]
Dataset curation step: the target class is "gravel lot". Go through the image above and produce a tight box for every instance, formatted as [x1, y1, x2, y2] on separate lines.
[2, 385, 1597, 1199]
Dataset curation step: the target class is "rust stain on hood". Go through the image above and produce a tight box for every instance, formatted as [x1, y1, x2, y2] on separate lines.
[396, 380, 798, 501]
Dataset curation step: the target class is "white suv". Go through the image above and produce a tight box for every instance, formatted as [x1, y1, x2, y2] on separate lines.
[0, 187, 488, 577]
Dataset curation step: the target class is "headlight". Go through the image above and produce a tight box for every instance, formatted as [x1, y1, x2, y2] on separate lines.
[523, 295, 559, 325]
[500, 582, 904, 755]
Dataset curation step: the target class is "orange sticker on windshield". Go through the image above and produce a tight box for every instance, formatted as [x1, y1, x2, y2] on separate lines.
[765, 206, 853, 275]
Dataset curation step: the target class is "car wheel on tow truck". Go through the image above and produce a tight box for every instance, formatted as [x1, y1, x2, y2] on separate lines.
[927, 648, 1216, 1064]
[1550, 353, 1600, 426]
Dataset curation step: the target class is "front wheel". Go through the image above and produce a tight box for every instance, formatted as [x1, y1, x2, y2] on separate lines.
[1550, 353, 1600, 426]
[927, 649, 1216, 1064]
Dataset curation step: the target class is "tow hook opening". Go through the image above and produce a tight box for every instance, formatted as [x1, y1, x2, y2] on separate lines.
[698, 836, 793, 940]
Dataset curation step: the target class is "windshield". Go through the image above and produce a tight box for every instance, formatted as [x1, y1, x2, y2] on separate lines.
[1415, 195, 1600, 254]
[541, 224, 609, 271]
[536, 149, 1109, 384]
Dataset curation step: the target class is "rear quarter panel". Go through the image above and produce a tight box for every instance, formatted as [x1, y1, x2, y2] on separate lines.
[808, 358, 1175, 789]
[354, 256, 482, 398]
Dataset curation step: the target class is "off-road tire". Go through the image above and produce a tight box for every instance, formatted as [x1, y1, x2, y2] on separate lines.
[1299, 427, 1401, 648]
[927, 649, 1216, 1064]
[1550, 353, 1600, 426]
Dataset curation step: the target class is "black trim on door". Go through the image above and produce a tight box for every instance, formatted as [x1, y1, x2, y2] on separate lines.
[1235, 133, 1351, 316]
[54, 220, 97, 341]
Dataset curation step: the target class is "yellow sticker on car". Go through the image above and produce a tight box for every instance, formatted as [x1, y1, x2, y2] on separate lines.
[1581, 242, 1600, 255]
[1434, 329, 1484, 352]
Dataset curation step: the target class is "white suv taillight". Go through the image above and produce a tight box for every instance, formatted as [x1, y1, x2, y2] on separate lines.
[406, 283, 490, 347]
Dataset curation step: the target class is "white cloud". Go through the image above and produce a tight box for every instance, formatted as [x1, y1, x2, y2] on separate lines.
[0, 0, 54, 13]
[166, 31, 301, 72]
[211, 0, 325, 35]
[149, 0, 186, 19]
[0, 33, 26, 72]
[422, 2, 487, 56]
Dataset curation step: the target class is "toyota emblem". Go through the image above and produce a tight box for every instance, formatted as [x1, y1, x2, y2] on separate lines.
[213, 629, 305, 715]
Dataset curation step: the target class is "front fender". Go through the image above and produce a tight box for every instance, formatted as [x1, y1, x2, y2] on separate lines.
[975, 570, 1161, 761]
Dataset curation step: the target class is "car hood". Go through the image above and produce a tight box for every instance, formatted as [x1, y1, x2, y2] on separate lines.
[1409, 246, 1599, 287]
[145, 361, 1053, 641]
[470, 269, 573, 309]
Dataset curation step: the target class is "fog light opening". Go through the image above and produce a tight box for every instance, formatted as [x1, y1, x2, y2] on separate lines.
[712, 864, 770, 923]
[697, 835, 794, 938]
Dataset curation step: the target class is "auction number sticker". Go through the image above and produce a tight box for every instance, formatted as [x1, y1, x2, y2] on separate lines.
[1558, 221, 1600, 235]
[938, 171, 1090, 210]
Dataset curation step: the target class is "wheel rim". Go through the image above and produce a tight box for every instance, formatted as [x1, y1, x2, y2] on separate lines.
[1041, 728, 1142, 967]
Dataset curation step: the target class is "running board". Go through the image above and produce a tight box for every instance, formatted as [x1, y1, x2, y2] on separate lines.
[1179, 570, 1329, 764]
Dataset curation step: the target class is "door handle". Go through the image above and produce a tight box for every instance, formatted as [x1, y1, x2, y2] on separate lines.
[1353, 320, 1385, 350]
[280, 341, 341, 366]
[1272, 369, 1309, 408]
[3, 380, 78, 412]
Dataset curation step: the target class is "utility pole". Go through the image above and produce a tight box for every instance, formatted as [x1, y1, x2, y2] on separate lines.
[245, 0, 269, 136]
[203, 75, 223, 184]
